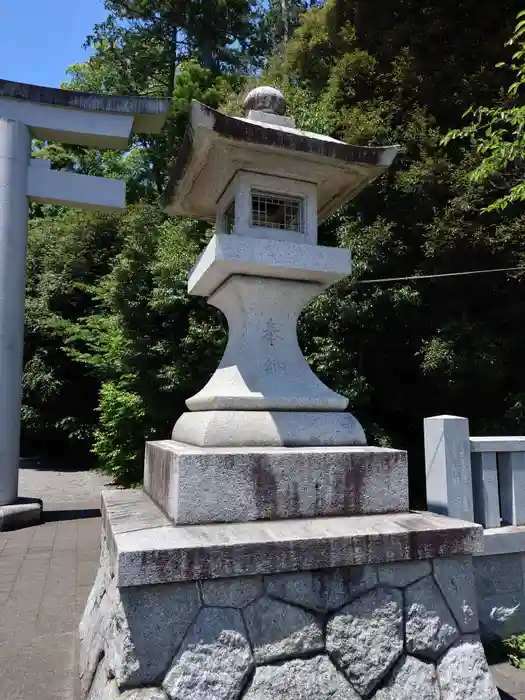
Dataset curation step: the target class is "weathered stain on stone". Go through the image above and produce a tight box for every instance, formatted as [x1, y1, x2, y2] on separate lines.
[407, 521, 483, 561]
[251, 454, 278, 520]
[209, 106, 388, 165]
[144, 443, 174, 519]
[116, 524, 483, 587]
[343, 453, 366, 514]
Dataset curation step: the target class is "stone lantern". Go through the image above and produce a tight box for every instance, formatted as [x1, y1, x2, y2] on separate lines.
[161, 86, 397, 449]
[79, 88, 500, 700]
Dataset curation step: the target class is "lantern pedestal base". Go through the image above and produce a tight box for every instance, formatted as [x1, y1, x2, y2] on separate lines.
[172, 410, 366, 449]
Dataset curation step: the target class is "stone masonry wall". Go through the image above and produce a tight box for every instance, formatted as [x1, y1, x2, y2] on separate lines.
[79, 535, 499, 700]
[474, 553, 525, 640]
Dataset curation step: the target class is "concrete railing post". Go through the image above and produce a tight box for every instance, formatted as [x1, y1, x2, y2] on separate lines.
[0, 118, 30, 506]
[424, 415, 474, 521]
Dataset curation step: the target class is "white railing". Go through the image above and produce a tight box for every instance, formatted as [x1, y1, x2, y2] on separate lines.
[424, 415, 525, 555]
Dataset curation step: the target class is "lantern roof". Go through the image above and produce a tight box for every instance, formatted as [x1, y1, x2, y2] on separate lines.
[162, 88, 398, 222]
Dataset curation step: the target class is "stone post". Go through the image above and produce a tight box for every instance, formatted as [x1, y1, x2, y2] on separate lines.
[424, 415, 474, 521]
[0, 118, 30, 506]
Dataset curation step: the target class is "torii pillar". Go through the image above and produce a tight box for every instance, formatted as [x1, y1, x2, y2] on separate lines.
[0, 80, 169, 528]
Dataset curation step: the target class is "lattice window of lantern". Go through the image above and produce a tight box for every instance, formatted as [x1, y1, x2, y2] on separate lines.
[251, 191, 303, 232]
[224, 200, 236, 234]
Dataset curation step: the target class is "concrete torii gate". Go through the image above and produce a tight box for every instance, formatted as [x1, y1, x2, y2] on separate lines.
[0, 79, 169, 528]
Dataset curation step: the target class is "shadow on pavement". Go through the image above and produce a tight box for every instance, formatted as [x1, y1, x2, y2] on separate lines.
[500, 690, 518, 700]
[44, 508, 101, 522]
[19, 456, 97, 473]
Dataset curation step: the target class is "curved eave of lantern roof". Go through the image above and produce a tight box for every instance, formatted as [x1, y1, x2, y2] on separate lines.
[162, 100, 399, 222]
[0, 79, 170, 149]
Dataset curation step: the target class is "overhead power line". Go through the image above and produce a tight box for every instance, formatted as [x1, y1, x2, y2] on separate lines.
[354, 266, 525, 286]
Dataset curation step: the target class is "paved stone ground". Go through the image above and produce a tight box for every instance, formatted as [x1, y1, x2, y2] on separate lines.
[0, 460, 524, 699]
[0, 460, 110, 700]
[492, 662, 525, 700]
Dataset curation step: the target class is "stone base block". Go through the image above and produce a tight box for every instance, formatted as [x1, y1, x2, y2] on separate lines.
[0, 497, 42, 530]
[100, 489, 482, 588]
[144, 440, 408, 525]
[171, 410, 366, 447]
[78, 497, 497, 700]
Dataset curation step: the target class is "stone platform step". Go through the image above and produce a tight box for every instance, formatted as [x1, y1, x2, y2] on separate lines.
[101, 489, 483, 588]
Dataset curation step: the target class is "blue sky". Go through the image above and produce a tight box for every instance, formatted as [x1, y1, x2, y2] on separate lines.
[0, 0, 108, 87]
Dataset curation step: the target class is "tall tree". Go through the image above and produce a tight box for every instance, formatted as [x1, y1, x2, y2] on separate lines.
[64, 0, 260, 192]
[259, 0, 320, 57]
[99, 0, 259, 83]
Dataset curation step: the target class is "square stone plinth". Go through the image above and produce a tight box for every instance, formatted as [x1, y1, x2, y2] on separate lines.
[144, 440, 408, 525]
[81, 495, 494, 700]
[101, 489, 483, 587]
[0, 497, 42, 530]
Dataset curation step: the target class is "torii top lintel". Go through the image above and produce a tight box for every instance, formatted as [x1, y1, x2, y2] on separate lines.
[0, 79, 170, 149]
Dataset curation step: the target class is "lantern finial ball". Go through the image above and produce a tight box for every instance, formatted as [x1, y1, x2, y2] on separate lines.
[243, 86, 286, 117]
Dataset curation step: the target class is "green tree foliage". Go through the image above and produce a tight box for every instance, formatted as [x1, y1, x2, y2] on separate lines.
[82, 0, 260, 109]
[257, 1, 321, 58]
[22, 0, 248, 466]
[65, 209, 225, 484]
[23, 210, 126, 455]
[274, 0, 525, 501]
[444, 10, 525, 211]
[22, 0, 525, 496]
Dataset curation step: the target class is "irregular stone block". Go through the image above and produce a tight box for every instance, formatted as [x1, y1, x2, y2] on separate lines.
[163, 630, 253, 700]
[79, 536, 113, 697]
[120, 690, 168, 700]
[477, 591, 525, 640]
[473, 553, 523, 595]
[243, 595, 324, 664]
[374, 655, 440, 700]
[200, 576, 263, 608]
[265, 571, 327, 612]
[265, 565, 377, 612]
[87, 662, 119, 700]
[243, 655, 359, 700]
[337, 565, 378, 601]
[176, 607, 248, 655]
[377, 561, 431, 588]
[437, 636, 500, 700]
[326, 587, 403, 696]
[405, 576, 459, 660]
[105, 581, 200, 687]
[433, 556, 478, 633]
[79, 574, 111, 697]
